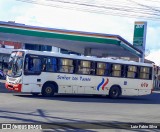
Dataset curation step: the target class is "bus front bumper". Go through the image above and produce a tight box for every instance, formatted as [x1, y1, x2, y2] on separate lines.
[5, 82, 22, 92]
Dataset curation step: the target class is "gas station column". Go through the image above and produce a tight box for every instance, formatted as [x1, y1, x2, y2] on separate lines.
[133, 21, 147, 63]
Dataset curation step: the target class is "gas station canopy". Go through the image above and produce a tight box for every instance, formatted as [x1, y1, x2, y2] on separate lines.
[0, 21, 142, 58]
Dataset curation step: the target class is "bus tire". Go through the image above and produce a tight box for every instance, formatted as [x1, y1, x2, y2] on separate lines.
[42, 83, 55, 97]
[109, 86, 121, 99]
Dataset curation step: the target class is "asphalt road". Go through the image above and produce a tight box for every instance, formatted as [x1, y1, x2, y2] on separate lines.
[0, 82, 160, 131]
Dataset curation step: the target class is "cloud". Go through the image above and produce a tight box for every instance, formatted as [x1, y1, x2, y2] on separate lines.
[146, 25, 160, 50]
[146, 49, 160, 65]
[15, 3, 136, 39]
[0, 0, 34, 22]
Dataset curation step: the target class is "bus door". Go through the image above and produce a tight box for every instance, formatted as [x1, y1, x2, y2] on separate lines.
[23, 55, 42, 93]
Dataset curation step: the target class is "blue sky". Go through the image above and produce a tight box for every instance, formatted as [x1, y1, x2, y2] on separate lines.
[1, 0, 160, 64]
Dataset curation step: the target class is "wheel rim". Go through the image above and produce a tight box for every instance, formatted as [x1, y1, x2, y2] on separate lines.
[45, 87, 52, 94]
[112, 90, 118, 96]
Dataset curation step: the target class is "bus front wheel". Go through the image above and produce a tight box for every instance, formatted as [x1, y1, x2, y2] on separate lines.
[42, 84, 55, 97]
[109, 86, 121, 99]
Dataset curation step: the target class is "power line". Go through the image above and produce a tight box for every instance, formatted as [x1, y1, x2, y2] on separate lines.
[128, 0, 160, 13]
[15, 0, 160, 20]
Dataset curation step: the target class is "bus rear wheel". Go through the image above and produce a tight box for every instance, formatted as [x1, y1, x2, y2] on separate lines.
[42, 84, 55, 97]
[109, 86, 121, 99]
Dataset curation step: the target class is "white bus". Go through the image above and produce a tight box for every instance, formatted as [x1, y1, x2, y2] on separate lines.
[5, 50, 154, 98]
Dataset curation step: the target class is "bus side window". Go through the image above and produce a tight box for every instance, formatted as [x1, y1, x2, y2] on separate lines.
[127, 65, 137, 78]
[46, 57, 57, 72]
[24, 57, 28, 71]
[24, 56, 41, 74]
[59, 58, 74, 73]
[33, 58, 41, 72]
[96, 62, 106, 76]
[28, 58, 33, 71]
[111, 64, 122, 77]
[139, 67, 150, 79]
[78, 60, 91, 75]
[52, 58, 57, 72]
[42, 58, 47, 71]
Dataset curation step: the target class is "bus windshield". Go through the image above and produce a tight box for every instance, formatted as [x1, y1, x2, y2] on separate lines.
[7, 51, 24, 77]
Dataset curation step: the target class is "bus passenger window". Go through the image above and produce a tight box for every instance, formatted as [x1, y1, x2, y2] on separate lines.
[25, 57, 41, 74]
[28, 59, 34, 71]
[33, 59, 41, 72]
[78, 61, 91, 74]
[127, 66, 137, 78]
[42, 64, 46, 71]
[96, 62, 106, 76]
[111, 64, 122, 77]
[59, 59, 74, 73]
[139, 67, 150, 79]
[46, 57, 57, 72]
[42, 58, 47, 71]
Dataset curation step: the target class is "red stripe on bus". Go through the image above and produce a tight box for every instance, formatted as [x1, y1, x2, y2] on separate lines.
[102, 78, 109, 90]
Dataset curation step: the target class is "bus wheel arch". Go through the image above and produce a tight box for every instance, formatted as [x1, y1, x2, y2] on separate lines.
[42, 81, 58, 97]
[109, 85, 121, 99]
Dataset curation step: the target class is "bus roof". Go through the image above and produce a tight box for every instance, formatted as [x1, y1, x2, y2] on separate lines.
[15, 49, 153, 67]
